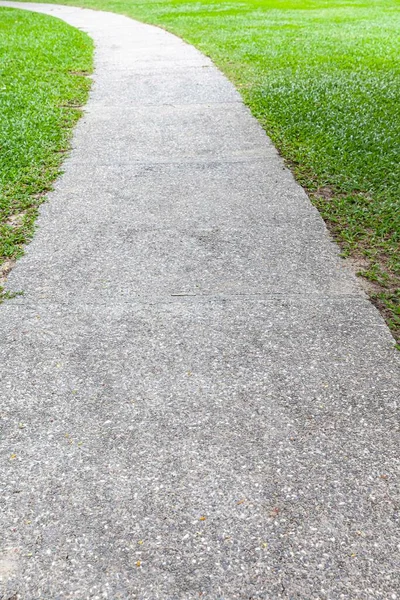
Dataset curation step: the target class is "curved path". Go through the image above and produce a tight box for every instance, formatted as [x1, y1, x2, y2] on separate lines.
[0, 3, 399, 598]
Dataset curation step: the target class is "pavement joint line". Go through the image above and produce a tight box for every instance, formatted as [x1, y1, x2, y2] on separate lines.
[65, 156, 278, 166]
[90, 65, 218, 71]
[87, 100, 244, 107]
[85, 101, 244, 109]
[6, 292, 373, 306]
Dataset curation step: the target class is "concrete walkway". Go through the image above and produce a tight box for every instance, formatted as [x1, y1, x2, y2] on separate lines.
[1, 3, 399, 598]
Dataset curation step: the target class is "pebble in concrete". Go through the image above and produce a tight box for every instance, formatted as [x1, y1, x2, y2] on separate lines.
[0, 3, 399, 599]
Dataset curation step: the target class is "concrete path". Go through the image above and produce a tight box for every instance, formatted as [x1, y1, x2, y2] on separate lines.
[1, 3, 399, 598]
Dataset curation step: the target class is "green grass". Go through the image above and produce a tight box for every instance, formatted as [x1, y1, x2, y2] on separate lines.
[0, 7, 93, 293]
[7, 1, 400, 340]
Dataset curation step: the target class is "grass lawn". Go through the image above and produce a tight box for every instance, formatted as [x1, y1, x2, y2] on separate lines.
[6, 0, 400, 341]
[0, 7, 93, 295]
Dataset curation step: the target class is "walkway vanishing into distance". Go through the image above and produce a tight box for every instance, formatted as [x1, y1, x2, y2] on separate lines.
[0, 3, 399, 598]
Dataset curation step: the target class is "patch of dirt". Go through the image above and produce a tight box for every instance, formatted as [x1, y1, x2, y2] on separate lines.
[0, 259, 16, 285]
[343, 256, 381, 295]
[59, 103, 83, 109]
[68, 70, 91, 76]
[5, 212, 25, 229]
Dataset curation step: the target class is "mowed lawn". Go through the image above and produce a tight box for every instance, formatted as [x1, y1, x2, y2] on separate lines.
[0, 8, 93, 293]
[7, 0, 400, 341]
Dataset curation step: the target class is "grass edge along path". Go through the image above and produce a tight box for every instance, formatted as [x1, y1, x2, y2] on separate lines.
[0, 6, 93, 299]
